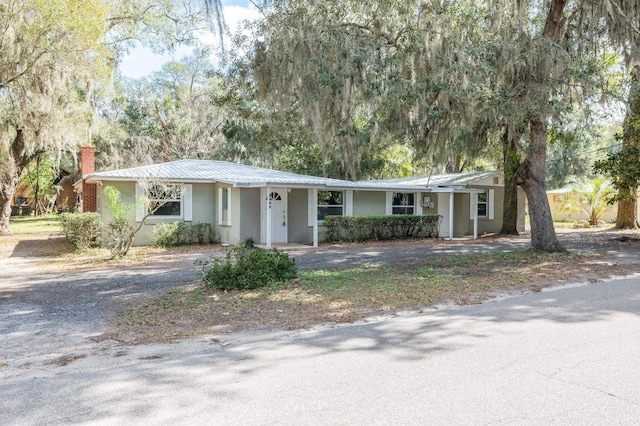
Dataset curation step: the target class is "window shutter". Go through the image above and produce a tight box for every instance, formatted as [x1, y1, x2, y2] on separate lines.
[345, 190, 353, 216]
[184, 184, 193, 221]
[488, 189, 495, 220]
[385, 192, 392, 215]
[135, 183, 144, 222]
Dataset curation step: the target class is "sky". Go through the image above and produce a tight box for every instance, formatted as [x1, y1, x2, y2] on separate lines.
[119, 1, 260, 78]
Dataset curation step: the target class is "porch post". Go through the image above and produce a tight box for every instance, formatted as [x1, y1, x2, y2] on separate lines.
[473, 193, 478, 240]
[266, 186, 272, 249]
[449, 191, 454, 240]
[313, 188, 318, 248]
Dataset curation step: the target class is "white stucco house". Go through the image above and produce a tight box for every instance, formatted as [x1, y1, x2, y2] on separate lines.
[79, 156, 526, 247]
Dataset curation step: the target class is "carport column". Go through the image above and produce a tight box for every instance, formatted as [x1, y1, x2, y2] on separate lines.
[449, 191, 454, 240]
[312, 188, 318, 248]
[266, 185, 272, 249]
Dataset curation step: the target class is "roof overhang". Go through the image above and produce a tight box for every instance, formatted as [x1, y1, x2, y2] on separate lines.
[84, 176, 488, 194]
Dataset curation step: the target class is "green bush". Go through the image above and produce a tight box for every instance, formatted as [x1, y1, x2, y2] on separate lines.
[153, 222, 219, 248]
[324, 214, 442, 243]
[59, 212, 103, 250]
[198, 245, 297, 290]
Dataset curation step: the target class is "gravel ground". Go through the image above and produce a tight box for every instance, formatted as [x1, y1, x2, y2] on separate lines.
[1, 226, 639, 377]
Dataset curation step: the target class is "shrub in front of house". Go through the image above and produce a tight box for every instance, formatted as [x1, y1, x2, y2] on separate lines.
[324, 214, 442, 243]
[59, 212, 104, 250]
[153, 222, 219, 248]
[198, 244, 297, 290]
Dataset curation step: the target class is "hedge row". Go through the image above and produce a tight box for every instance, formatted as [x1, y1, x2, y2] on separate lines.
[324, 214, 442, 243]
[153, 222, 219, 248]
[60, 212, 218, 251]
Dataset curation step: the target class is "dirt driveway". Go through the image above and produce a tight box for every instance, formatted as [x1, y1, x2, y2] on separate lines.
[1, 227, 639, 378]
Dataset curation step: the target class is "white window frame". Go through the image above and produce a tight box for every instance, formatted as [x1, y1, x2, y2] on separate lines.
[392, 192, 416, 215]
[476, 189, 494, 219]
[136, 183, 184, 220]
[477, 191, 488, 218]
[218, 187, 232, 226]
[317, 190, 344, 222]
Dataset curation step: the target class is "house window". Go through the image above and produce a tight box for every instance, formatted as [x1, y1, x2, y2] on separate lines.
[392, 192, 415, 215]
[318, 191, 343, 221]
[148, 184, 181, 216]
[219, 187, 231, 225]
[477, 191, 488, 217]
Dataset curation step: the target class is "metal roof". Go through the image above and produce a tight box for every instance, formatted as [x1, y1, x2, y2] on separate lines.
[359, 171, 502, 188]
[86, 159, 357, 187]
[86, 160, 499, 192]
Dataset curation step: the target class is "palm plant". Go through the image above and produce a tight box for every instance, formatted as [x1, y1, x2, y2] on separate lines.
[556, 177, 615, 226]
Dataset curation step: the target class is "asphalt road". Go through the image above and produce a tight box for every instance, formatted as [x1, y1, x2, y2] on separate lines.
[3, 274, 640, 425]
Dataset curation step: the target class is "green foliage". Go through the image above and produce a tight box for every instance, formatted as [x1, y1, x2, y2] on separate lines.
[18, 154, 60, 214]
[555, 177, 615, 226]
[198, 245, 297, 291]
[593, 143, 640, 204]
[324, 215, 442, 243]
[153, 222, 219, 248]
[59, 212, 103, 250]
[103, 186, 138, 259]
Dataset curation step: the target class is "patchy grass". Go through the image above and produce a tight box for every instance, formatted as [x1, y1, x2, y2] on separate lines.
[107, 250, 632, 344]
[9, 216, 62, 234]
[2, 215, 218, 266]
[1, 216, 75, 258]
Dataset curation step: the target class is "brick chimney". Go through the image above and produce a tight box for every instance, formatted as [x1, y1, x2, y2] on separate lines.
[80, 146, 96, 213]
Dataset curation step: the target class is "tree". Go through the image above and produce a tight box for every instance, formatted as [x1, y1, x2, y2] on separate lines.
[18, 154, 60, 215]
[580, 1, 640, 228]
[0, 0, 110, 235]
[0, 0, 215, 235]
[594, 67, 640, 228]
[593, 131, 640, 226]
[96, 51, 227, 169]
[240, 0, 502, 180]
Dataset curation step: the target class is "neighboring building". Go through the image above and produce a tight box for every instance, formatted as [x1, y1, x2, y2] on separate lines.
[78, 148, 525, 247]
[547, 187, 631, 223]
[12, 170, 76, 216]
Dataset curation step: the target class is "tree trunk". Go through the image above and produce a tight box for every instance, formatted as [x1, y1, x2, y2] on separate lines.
[616, 65, 640, 229]
[0, 129, 30, 235]
[34, 153, 41, 216]
[500, 130, 520, 235]
[510, 0, 568, 251]
[0, 183, 18, 235]
[518, 120, 565, 251]
[0, 129, 40, 235]
[616, 194, 638, 228]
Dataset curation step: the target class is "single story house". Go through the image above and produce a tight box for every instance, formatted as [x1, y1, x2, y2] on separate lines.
[78, 151, 525, 247]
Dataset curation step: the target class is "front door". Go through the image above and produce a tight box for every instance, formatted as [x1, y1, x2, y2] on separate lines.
[269, 191, 288, 243]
